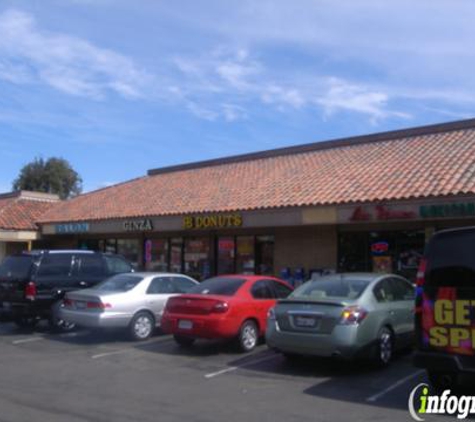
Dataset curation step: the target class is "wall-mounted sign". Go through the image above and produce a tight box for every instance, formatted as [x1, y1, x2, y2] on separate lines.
[123, 219, 153, 232]
[183, 214, 243, 230]
[55, 222, 90, 234]
[420, 202, 475, 219]
[347, 205, 417, 222]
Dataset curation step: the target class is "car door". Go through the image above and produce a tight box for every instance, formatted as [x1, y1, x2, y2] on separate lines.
[146, 277, 176, 323]
[388, 276, 415, 340]
[250, 280, 276, 333]
[372, 277, 399, 334]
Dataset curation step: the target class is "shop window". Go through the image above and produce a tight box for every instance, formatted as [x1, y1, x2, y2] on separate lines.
[184, 237, 211, 281]
[145, 239, 169, 271]
[104, 239, 118, 254]
[236, 236, 255, 274]
[170, 238, 183, 273]
[217, 237, 235, 275]
[117, 239, 140, 269]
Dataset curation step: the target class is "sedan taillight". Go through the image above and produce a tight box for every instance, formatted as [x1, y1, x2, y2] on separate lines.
[211, 301, 229, 314]
[339, 306, 368, 325]
[86, 301, 111, 310]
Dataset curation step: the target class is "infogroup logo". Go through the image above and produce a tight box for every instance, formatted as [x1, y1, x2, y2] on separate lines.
[408, 383, 475, 420]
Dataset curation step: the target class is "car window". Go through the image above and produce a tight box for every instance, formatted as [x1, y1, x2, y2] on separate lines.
[0, 256, 34, 279]
[425, 229, 475, 287]
[389, 277, 415, 301]
[76, 255, 105, 277]
[94, 274, 142, 292]
[292, 277, 370, 300]
[271, 280, 293, 299]
[104, 255, 132, 274]
[172, 277, 197, 293]
[251, 280, 275, 299]
[188, 277, 246, 296]
[373, 278, 396, 302]
[147, 277, 175, 294]
[37, 254, 73, 277]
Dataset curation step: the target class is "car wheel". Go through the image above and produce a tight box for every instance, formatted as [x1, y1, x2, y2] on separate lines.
[129, 312, 154, 341]
[13, 316, 39, 329]
[374, 327, 393, 367]
[173, 334, 195, 347]
[427, 371, 459, 393]
[237, 320, 258, 353]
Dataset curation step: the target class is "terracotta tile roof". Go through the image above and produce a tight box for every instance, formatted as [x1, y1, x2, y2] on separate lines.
[0, 192, 59, 231]
[39, 119, 475, 224]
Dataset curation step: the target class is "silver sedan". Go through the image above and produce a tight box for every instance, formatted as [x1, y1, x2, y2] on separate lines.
[60, 272, 199, 340]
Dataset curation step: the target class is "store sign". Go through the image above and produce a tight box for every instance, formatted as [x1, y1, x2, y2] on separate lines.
[123, 219, 153, 232]
[183, 214, 243, 230]
[55, 222, 90, 234]
[371, 241, 389, 255]
[420, 202, 475, 219]
[347, 205, 417, 222]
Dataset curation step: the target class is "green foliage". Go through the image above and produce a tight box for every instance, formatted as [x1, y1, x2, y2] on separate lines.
[12, 157, 82, 199]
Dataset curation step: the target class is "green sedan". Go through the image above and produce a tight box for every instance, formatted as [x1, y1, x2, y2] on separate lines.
[266, 273, 415, 366]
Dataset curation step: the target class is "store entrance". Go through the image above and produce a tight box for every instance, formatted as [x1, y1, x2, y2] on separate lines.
[255, 236, 274, 275]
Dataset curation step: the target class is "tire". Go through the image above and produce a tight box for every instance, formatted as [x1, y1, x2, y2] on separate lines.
[129, 312, 155, 341]
[13, 316, 39, 329]
[374, 327, 394, 367]
[427, 371, 459, 393]
[237, 320, 259, 353]
[173, 334, 195, 347]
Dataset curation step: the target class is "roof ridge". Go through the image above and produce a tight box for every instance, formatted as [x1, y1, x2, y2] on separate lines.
[148, 117, 475, 176]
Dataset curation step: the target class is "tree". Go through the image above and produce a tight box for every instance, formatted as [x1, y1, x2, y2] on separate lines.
[13, 157, 82, 199]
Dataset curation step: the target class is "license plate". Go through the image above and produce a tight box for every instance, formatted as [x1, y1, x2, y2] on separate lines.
[75, 301, 86, 310]
[294, 315, 317, 328]
[178, 320, 193, 330]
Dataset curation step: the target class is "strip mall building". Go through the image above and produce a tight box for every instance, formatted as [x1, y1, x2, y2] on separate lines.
[35, 119, 475, 282]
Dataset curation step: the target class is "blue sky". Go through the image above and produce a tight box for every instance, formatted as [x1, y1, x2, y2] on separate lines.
[0, 0, 474, 192]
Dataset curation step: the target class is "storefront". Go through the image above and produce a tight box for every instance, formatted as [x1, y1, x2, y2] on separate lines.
[36, 118, 475, 283]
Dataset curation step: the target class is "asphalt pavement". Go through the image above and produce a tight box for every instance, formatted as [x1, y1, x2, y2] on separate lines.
[0, 322, 446, 422]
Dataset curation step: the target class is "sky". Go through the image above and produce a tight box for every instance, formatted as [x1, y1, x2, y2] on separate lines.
[1, 0, 474, 193]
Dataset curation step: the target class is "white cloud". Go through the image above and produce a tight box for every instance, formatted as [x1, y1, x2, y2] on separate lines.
[0, 9, 152, 99]
[317, 78, 410, 122]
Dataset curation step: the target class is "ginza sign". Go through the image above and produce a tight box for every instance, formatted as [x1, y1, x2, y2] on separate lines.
[123, 219, 153, 231]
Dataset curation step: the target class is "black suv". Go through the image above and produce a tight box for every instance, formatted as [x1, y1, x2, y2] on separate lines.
[0, 250, 133, 329]
[414, 227, 475, 391]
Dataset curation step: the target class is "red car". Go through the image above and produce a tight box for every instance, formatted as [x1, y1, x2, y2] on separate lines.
[161, 275, 293, 352]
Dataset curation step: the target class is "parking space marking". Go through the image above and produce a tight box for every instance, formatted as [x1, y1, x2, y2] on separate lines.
[12, 337, 44, 345]
[91, 349, 132, 359]
[205, 354, 280, 379]
[365, 369, 425, 403]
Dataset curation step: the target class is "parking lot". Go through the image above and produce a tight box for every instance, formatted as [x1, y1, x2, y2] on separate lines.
[0, 322, 449, 422]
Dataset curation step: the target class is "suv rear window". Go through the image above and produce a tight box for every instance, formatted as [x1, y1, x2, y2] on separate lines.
[426, 229, 475, 287]
[0, 256, 34, 279]
[188, 277, 246, 296]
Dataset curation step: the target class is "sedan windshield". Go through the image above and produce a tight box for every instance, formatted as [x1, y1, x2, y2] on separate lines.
[291, 277, 370, 300]
[188, 277, 246, 296]
[93, 274, 143, 292]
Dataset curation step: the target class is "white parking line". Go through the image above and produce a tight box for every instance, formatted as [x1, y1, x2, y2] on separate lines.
[205, 354, 280, 379]
[12, 337, 44, 345]
[91, 349, 131, 359]
[366, 370, 425, 403]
